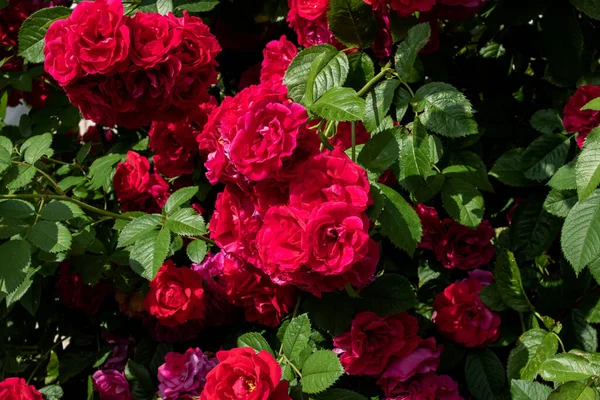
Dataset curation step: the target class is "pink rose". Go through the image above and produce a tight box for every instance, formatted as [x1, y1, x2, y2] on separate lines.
[378, 337, 442, 382]
[158, 348, 218, 399]
[44, 19, 81, 86]
[92, 370, 132, 400]
[260, 36, 298, 85]
[379, 372, 464, 400]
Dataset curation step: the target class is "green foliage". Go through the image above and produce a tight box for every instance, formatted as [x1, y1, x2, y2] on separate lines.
[441, 178, 484, 228]
[576, 128, 600, 201]
[237, 333, 275, 357]
[561, 190, 600, 273]
[376, 184, 422, 255]
[18, 7, 71, 63]
[310, 87, 366, 121]
[301, 350, 344, 394]
[328, 0, 377, 48]
[539, 353, 600, 382]
[358, 273, 416, 315]
[394, 23, 430, 83]
[510, 380, 553, 400]
[465, 350, 509, 400]
[507, 329, 559, 381]
[494, 250, 533, 312]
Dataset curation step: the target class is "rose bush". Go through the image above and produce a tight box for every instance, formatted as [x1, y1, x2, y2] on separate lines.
[1, 0, 600, 399]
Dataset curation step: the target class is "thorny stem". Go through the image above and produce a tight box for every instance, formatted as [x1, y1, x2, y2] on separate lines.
[357, 61, 393, 98]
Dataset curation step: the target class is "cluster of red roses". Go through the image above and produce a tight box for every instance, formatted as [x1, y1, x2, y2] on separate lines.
[563, 84, 600, 147]
[44, 0, 220, 129]
[334, 311, 462, 399]
[287, 0, 486, 56]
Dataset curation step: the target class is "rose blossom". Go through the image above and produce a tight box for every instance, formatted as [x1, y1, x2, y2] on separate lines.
[113, 151, 170, 213]
[433, 271, 501, 347]
[158, 347, 219, 399]
[92, 370, 132, 400]
[149, 121, 199, 177]
[143, 260, 206, 327]
[201, 347, 291, 400]
[0, 377, 42, 400]
[44, 19, 81, 86]
[378, 337, 442, 382]
[57, 263, 111, 315]
[330, 121, 370, 150]
[287, 0, 336, 47]
[434, 220, 495, 270]
[260, 36, 298, 85]
[128, 12, 180, 68]
[65, 0, 131, 75]
[563, 84, 600, 147]
[101, 333, 131, 371]
[390, 0, 436, 16]
[379, 372, 464, 400]
[333, 312, 421, 376]
[223, 254, 298, 327]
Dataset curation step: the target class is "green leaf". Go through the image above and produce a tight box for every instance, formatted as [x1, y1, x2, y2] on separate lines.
[441, 178, 484, 228]
[507, 329, 559, 381]
[327, 0, 377, 48]
[125, 360, 155, 400]
[464, 349, 508, 400]
[478, 283, 508, 311]
[301, 350, 344, 394]
[363, 80, 399, 131]
[163, 186, 198, 214]
[285, 45, 337, 104]
[479, 41, 506, 58]
[23, 133, 52, 164]
[394, 87, 412, 123]
[549, 381, 597, 400]
[18, 7, 71, 63]
[0, 145, 11, 175]
[5, 164, 36, 191]
[27, 221, 71, 253]
[58, 176, 85, 192]
[6, 268, 37, 307]
[358, 273, 416, 316]
[75, 142, 91, 165]
[567, 310, 598, 353]
[305, 50, 349, 105]
[87, 153, 123, 190]
[237, 333, 275, 357]
[495, 250, 533, 312]
[186, 239, 207, 264]
[376, 184, 422, 255]
[394, 23, 430, 83]
[164, 208, 206, 236]
[345, 52, 374, 91]
[357, 128, 401, 173]
[539, 353, 599, 382]
[20, 277, 41, 316]
[156, 0, 173, 14]
[318, 389, 367, 400]
[39, 385, 64, 400]
[582, 98, 600, 111]
[549, 161, 577, 190]
[117, 214, 162, 248]
[521, 134, 570, 181]
[40, 201, 84, 221]
[303, 292, 355, 337]
[530, 109, 565, 134]
[511, 199, 562, 261]
[510, 380, 553, 400]
[561, 190, 600, 273]
[174, 0, 219, 12]
[576, 128, 600, 201]
[570, 0, 600, 20]
[544, 190, 578, 218]
[283, 314, 312, 361]
[0, 199, 35, 219]
[490, 149, 536, 187]
[412, 82, 478, 137]
[0, 240, 31, 294]
[129, 228, 171, 280]
[444, 151, 494, 192]
[310, 87, 366, 121]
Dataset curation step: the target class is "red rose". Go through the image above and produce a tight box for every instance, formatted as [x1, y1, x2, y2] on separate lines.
[333, 312, 421, 376]
[379, 372, 464, 400]
[434, 219, 495, 271]
[330, 121, 370, 150]
[113, 151, 170, 213]
[223, 254, 298, 327]
[371, 8, 394, 58]
[563, 84, 600, 147]
[57, 263, 111, 315]
[390, 0, 436, 16]
[289, 149, 371, 212]
[287, 11, 335, 47]
[201, 347, 291, 400]
[378, 337, 442, 382]
[415, 204, 444, 250]
[44, 19, 81, 86]
[290, 0, 329, 20]
[149, 121, 199, 177]
[260, 36, 298, 85]
[433, 271, 501, 347]
[128, 12, 180, 68]
[66, 0, 130, 75]
[209, 184, 263, 263]
[0, 377, 42, 400]
[143, 260, 206, 327]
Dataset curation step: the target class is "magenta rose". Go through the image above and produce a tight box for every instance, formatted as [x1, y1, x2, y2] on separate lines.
[158, 347, 218, 399]
[333, 312, 421, 376]
[92, 369, 132, 400]
[563, 84, 600, 147]
[378, 337, 442, 382]
[379, 372, 464, 400]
